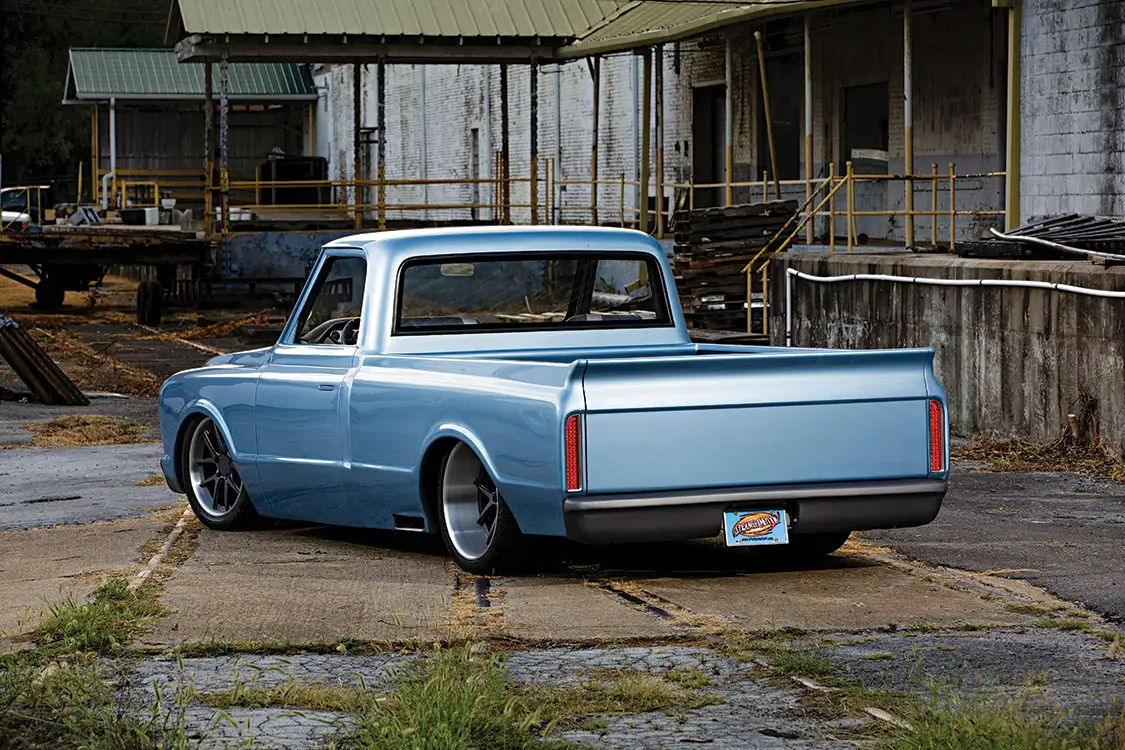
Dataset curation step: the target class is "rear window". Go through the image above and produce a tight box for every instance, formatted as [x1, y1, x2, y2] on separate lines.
[395, 252, 671, 334]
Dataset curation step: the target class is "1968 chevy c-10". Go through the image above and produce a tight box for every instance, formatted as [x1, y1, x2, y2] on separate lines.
[158, 226, 949, 573]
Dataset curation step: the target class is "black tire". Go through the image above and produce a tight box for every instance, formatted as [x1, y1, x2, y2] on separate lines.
[136, 280, 163, 325]
[181, 417, 260, 531]
[34, 280, 65, 309]
[436, 443, 527, 574]
[784, 531, 851, 560]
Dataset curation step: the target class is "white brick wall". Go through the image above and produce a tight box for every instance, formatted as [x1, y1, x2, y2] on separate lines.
[315, 0, 1013, 237]
[1021, 0, 1125, 219]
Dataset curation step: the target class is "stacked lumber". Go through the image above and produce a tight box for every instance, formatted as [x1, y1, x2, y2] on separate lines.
[671, 200, 797, 330]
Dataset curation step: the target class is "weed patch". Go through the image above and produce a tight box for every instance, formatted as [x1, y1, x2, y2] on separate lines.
[32, 579, 166, 654]
[955, 436, 1125, 481]
[876, 691, 1125, 750]
[0, 653, 190, 749]
[192, 680, 364, 713]
[15, 415, 151, 449]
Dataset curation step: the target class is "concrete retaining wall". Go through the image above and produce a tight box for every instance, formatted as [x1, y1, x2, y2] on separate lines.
[768, 252, 1125, 453]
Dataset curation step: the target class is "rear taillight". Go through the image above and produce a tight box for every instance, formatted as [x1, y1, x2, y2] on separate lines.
[565, 414, 582, 492]
[929, 399, 945, 473]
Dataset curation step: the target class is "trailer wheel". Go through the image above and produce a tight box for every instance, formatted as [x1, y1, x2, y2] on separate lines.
[34, 280, 65, 310]
[136, 281, 163, 326]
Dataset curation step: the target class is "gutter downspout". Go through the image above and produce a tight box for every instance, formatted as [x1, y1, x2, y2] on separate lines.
[632, 55, 640, 219]
[555, 63, 562, 224]
[100, 97, 116, 211]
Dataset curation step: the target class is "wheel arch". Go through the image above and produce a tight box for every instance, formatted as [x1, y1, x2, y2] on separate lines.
[172, 402, 241, 489]
[417, 426, 511, 534]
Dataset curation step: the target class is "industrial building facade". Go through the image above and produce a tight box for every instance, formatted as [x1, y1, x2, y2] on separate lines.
[310, 0, 1123, 242]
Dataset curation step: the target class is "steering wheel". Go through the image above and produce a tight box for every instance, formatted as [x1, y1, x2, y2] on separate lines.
[299, 316, 359, 345]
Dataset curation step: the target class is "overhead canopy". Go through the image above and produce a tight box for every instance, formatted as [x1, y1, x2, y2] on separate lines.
[63, 48, 317, 103]
[165, 0, 866, 63]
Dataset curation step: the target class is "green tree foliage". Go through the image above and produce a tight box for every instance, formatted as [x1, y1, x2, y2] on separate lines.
[0, 0, 165, 194]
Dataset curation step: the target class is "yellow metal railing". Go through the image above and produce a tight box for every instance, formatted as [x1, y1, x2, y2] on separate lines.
[740, 161, 1007, 338]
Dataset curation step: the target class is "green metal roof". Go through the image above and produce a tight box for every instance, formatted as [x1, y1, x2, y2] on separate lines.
[169, 0, 630, 39]
[64, 48, 316, 102]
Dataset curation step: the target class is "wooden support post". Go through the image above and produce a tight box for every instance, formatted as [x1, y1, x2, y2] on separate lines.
[1004, 0, 1022, 230]
[500, 64, 510, 224]
[377, 60, 387, 230]
[804, 15, 814, 245]
[846, 160, 854, 252]
[725, 36, 734, 206]
[530, 60, 539, 225]
[353, 62, 363, 230]
[91, 105, 99, 205]
[949, 162, 956, 251]
[754, 32, 782, 201]
[219, 52, 230, 248]
[589, 56, 600, 226]
[931, 162, 938, 247]
[829, 161, 836, 252]
[203, 64, 212, 236]
[640, 48, 652, 234]
[655, 44, 665, 238]
[904, 0, 915, 248]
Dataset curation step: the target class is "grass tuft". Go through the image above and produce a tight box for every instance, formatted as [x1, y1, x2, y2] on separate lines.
[0, 653, 190, 749]
[343, 644, 567, 750]
[876, 691, 1125, 750]
[192, 680, 365, 713]
[33, 579, 166, 654]
[954, 435, 1125, 481]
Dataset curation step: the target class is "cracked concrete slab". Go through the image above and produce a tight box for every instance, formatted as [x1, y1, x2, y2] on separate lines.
[146, 527, 453, 646]
[0, 516, 165, 643]
[637, 560, 1030, 632]
[501, 577, 676, 640]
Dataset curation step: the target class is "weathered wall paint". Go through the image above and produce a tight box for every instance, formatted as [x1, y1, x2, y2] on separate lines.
[769, 252, 1125, 455]
[1020, 0, 1125, 219]
[228, 230, 359, 278]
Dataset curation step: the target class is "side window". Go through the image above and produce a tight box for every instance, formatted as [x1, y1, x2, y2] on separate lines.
[293, 256, 367, 345]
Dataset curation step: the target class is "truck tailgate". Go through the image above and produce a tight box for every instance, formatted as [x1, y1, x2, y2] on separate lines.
[580, 349, 937, 494]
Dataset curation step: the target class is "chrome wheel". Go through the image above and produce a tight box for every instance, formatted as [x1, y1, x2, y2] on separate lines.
[187, 418, 244, 518]
[440, 443, 499, 562]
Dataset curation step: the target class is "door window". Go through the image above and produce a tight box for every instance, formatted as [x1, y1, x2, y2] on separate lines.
[292, 256, 367, 345]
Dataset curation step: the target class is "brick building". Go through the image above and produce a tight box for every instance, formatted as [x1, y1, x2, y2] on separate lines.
[310, 0, 1122, 242]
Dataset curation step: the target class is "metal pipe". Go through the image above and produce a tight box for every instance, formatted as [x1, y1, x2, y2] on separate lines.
[219, 54, 229, 239]
[904, 0, 915, 248]
[987, 228, 1125, 261]
[640, 48, 652, 234]
[101, 97, 116, 210]
[1004, 0, 1022, 229]
[784, 266, 1125, 348]
[804, 15, 814, 244]
[726, 35, 735, 205]
[91, 104, 99, 204]
[655, 44, 665, 238]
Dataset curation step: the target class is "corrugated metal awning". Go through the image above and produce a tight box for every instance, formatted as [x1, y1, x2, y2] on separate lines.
[562, 0, 866, 58]
[63, 48, 317, 103]
[167, 0, 630, 41]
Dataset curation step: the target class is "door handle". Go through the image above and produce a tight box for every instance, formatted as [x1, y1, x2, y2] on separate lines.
[318, 384, 335, 391]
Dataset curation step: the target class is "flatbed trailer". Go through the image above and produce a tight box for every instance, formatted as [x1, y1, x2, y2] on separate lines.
[0, 225, 211, 325]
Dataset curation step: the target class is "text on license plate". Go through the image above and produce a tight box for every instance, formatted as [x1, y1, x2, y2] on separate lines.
[723, 509, 789, 546]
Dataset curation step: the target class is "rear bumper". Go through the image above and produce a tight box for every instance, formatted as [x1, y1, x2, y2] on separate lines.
[562, 478, 946, 544]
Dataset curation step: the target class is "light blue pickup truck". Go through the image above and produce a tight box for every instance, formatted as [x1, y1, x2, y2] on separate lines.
[158, 226, 949, 573]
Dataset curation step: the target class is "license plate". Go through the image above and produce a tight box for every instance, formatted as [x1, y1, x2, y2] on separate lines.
[723, 509, 789, 547]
